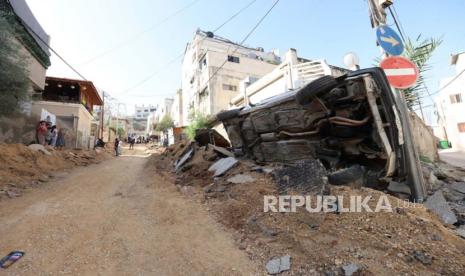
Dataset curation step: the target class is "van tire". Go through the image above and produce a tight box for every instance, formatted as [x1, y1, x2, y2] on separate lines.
[295, 76, 339, 105]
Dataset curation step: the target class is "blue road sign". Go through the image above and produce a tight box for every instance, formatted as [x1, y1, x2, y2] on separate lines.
[376, 25, 404, 56]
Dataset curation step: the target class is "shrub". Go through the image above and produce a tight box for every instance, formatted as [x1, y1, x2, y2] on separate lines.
[156, 114, 174, 132]
[185, 113, 210, 140]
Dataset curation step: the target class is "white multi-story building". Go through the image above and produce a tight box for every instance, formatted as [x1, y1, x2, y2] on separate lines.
[435, 52, 465, 150]
[180, 29, 280, 126]
[134, 104, 157, 121]
[171, 89, 183, 127]
[146, 98, 174, 136]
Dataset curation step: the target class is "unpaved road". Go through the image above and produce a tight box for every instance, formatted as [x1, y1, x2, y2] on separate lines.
[0, 147, 259, 275]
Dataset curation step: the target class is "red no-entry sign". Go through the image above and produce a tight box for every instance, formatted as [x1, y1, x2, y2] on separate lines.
[380, 56, 419, 89]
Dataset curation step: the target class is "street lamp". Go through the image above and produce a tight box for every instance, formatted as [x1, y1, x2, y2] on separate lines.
[343, 52, 360, 71]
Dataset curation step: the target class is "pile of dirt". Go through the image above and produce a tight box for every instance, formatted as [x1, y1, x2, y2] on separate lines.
[0, 143, 112, 200]
[150, 144, 465, 275]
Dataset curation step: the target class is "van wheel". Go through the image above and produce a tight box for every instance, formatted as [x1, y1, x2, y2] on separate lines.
[295, 76, 339, 105]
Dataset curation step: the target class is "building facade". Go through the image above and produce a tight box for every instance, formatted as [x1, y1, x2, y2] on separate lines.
[135, 104, 157, 120]
[31, 77, 103, 149]
[171, 89, 183, 127]
[180, 29, 279, 126]
[435, 52, 465, 150]
[0, 0, 51, 95]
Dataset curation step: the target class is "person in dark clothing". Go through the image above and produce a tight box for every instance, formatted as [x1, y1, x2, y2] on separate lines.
[95, 138, 105, 148]
[129, 136, 135, 150]
[114, 138, 120, 156]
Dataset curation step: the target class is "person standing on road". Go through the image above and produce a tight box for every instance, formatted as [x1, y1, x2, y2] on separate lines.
[114, 138, 120, 156]
[56, 128, 66, 150]
[49, 125, 58, 147]
[129, 136, 135, 150]
[36, 121, 47, 145]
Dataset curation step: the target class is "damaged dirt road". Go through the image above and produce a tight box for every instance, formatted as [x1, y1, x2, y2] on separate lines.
[0, 146, 259, 275]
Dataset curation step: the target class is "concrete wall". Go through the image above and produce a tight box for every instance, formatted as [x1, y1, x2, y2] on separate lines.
[410, 112, 439, 162]
[0, 113, 39, 144]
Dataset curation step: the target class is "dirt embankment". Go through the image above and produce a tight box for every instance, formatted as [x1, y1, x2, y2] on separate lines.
[0, 143, 112, 200]
[149, 142, 465, 275]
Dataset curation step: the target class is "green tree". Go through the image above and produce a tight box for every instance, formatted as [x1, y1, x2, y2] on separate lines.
[117, 127, 125, 138]
[185, 112, 210, 140]
[155, 114, 174, 132]
[0, 16, 30, 116]
[402, 35, 442, 110]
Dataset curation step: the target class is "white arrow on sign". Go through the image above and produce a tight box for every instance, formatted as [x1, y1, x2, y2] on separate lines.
[383, 68, 416, 76]
[380, 36, 400, 46]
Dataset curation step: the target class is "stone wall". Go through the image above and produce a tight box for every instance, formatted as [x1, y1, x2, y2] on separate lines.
[0, 114, 38, 144]
[410, 112, 439, 162]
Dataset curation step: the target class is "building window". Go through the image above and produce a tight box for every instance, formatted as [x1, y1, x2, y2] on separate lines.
[450, 93, 462, 104]
[222, 84, 237, 91]
[227, 55, 240, 63]
[199, 57, 207, 69]
[458, 123, 465, 133]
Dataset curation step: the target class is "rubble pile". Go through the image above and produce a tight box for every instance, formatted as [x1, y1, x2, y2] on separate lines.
[150, 141, 465, 275]
[0, 143, 111, 199]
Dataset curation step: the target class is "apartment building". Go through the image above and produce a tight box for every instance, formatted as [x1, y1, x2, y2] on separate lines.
[179, 29, 279, 126]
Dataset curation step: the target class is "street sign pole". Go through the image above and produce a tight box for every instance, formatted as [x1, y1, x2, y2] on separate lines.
[368, 0, 427, 202]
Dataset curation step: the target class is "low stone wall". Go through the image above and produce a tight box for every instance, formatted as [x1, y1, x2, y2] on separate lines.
[0, 114, 38, 144]
[410, 112, 439, 162]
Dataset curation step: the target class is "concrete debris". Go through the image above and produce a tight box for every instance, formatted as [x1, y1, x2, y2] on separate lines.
[424, 190, 458, 225]
[450, 182, 465, 194]
[210, 144, 234, 157]
[328, 165, 364, 188]
[203, 183, 226, 194]
[248, 216, 277, 237]
[194, 128, 230, 148]
[342, 263, 361, 276]
[428, 171, 439, 187]
[443, 189, 465, 202]
[250, 165, 273, 174]
[227, 174, 255, 184]
[174, 147, 194, 172]
[208, 157, 238, 177]
[28, 144, 52, 156]
[455, 226, 465, 239]
[412, 250, 432, 265]
[265, 255, 291, 275]
[387, 181, 412, 195]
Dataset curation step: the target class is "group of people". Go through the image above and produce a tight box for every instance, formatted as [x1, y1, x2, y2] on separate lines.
[36, 120, 66, 149]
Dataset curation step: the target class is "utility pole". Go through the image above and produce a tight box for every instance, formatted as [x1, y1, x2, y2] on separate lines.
[100, 92, 105, 139]
[368, 0, 427, 201]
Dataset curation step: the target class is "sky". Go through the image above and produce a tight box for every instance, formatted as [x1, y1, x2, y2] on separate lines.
[25, 0, 465, 122]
